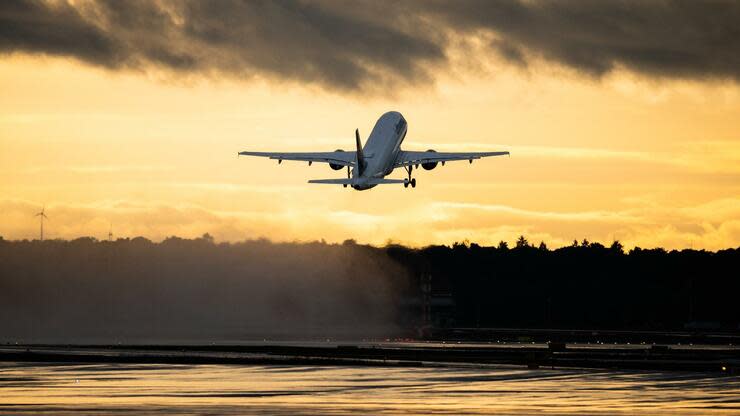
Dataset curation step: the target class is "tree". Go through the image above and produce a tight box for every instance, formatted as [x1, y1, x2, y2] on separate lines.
[497, 240, 509, 250]
[610, 240, 624, 254]
[516, 235, 529, 248]
[538, 241, 548, 251]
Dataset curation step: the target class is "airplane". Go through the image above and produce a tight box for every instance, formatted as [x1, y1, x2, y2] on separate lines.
[238, 111, 509, 190]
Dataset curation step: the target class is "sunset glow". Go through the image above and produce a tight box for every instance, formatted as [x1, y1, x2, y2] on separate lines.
[2, 2, 740, 250]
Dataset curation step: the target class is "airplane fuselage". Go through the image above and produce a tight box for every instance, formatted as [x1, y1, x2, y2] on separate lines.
[352, 111, 407, 190]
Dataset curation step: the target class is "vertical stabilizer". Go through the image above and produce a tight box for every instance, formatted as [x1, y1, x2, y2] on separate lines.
[355, 129, 366, 175]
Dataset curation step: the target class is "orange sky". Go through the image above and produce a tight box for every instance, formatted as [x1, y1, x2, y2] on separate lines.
[1, 53, 739, 249]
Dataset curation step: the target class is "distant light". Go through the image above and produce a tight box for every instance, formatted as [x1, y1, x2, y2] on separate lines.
[722, 366, 727, 371]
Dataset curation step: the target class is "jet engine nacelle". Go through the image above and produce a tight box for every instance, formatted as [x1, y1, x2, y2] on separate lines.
[329, 149, 345, 170]
[421, 149, 438, 170]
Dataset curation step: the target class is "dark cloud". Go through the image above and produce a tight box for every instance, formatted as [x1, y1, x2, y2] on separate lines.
[0, 0, 444, 91]
[426, 0, 740, 81]
[0, 0, 122, 67]
[1, 0, 740, 92]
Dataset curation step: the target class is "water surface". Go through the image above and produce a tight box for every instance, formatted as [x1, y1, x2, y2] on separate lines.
[1, 362, 738, 414]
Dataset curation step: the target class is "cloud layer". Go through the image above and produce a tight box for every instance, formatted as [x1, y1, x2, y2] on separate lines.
[2, 0, 740, 92]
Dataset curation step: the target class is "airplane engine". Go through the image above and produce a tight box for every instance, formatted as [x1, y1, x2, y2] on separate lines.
[421, 149, 438, 170]
[329, 149, 345, 170]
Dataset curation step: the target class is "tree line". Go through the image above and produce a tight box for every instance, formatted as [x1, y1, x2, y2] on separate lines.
[0, 235, 737, 341]
[387, 236, 740, 331]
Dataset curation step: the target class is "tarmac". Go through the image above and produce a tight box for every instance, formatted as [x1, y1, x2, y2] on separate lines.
[1, 341, 738, 373]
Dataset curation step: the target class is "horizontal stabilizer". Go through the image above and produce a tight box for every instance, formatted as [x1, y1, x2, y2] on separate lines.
[308, 178, 354, 185]
[308, 178, 407, 185]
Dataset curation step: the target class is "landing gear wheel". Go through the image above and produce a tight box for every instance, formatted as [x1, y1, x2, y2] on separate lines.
[343, 184, 347, 188]
[404, 165, 416, 189]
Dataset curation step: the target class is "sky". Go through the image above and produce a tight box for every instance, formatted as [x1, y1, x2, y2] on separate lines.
[1, 0, 740, 250]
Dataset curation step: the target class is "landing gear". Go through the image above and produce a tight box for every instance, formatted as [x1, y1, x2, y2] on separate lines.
[403, 165, 416, 189]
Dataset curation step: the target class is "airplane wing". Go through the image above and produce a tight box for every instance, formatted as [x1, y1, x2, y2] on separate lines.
[394, 150, 509, 168]
[238, 151, 356, 167]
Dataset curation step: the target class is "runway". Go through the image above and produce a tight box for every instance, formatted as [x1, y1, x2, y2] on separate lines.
[1, 341, 738, 373]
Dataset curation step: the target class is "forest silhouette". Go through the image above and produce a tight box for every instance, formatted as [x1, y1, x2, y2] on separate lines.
[387, 237, 739, 331]
[0, 235, 737, 343]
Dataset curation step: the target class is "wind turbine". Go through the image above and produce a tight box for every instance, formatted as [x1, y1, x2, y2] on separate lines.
[35, 206, 48, 241]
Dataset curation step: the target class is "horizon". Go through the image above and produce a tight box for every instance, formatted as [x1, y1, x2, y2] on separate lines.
[3, 232, 739, 253]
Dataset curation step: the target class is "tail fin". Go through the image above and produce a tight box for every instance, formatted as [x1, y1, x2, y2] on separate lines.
[355, 129, 366, 175]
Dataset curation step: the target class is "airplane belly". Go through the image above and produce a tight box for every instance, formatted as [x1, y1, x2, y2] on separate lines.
[364, 137, 396, 177]
[351, 183, 377, 191]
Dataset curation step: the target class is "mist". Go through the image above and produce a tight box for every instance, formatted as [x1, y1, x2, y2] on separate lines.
[0, 236, 408, 344]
